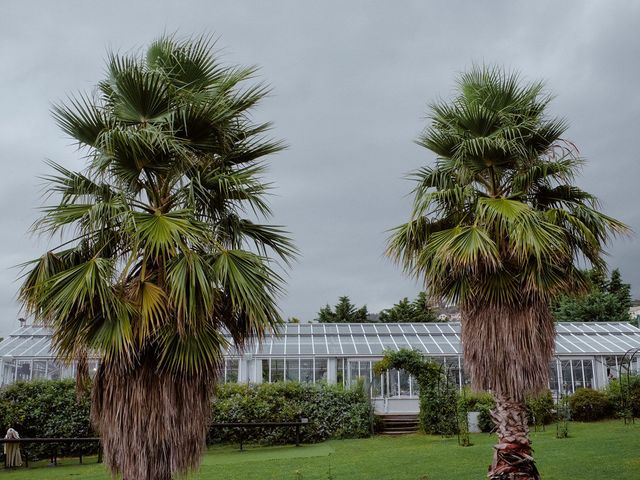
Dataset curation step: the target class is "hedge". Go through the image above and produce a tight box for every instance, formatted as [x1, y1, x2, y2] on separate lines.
[0, 380, 372, 454]
[0, 380, 95, 460]
[209, 382, 372, 445]
[4, 375, 636, 459]
[569, 388, 612, 421]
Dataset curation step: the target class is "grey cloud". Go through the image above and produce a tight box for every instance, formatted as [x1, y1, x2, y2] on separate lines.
[1, 0, 639, 335]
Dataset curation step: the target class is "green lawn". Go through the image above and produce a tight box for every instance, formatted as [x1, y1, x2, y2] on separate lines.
[1, 421, 638, 479]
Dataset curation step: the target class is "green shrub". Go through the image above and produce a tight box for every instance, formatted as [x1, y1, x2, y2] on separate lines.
[457, 388, 495, 433]
[606, 374, 640, 418]
[419, 379, 458, 436]
[210, 382, 372, 445]
[526, 390, 556, 425]
[569, 388, 612, 421]
[477, 405, 494, 433]
[0, 380, 95, 460]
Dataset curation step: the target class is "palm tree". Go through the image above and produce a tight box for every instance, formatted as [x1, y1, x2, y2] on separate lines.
[387, 66, 627, 479]
[19, 35, 295, 480]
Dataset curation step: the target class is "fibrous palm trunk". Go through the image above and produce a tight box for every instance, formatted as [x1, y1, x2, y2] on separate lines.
[461, 302, 554, 480]
[488, 395, 539, 480]
[91, 356, 214, 480]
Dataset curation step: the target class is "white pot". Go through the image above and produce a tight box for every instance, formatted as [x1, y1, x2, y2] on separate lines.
[467, 411, 481, 433]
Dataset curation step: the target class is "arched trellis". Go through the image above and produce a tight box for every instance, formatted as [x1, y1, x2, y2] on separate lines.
[373, 350, 459, 436]
[619, 348, 640, 425]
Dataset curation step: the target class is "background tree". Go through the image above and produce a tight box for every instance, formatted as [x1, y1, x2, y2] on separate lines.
[19, 35, 294, 480]
[607, 269, 633, 316]
[378, 297, 414, 322]
[316, 296, 368, 322]
[553, 269, 632, 322]
[379, 292, 439, 322]
[387, 66, 627, 479]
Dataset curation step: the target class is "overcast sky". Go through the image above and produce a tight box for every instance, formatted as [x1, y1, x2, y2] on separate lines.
[1, 1, 639, 336]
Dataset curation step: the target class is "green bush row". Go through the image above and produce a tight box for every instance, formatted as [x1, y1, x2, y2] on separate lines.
[209, 381, 372, 445]
[0, 379, 372, 460]
[454, 375, 640, 426]
[2, 375, 637, 459]
[568, 388, 611, 421]
[454, 375, 640, 429]
[0, 380, 95, 460]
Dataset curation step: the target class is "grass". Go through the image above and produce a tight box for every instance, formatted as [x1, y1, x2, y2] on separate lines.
[0, 421, 638, 479]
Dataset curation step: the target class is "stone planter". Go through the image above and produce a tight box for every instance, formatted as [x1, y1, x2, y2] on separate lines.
[467, 411, 481, 433]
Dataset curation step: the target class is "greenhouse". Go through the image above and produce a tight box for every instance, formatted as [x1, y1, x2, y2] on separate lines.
[1, 321, 639, 414]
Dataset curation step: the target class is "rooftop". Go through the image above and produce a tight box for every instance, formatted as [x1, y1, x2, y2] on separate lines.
[1, 322, 639, 359]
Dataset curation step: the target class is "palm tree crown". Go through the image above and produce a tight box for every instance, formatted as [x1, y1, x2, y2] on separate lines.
[19, 35, 295, 480]
[389, 66, 626, 313]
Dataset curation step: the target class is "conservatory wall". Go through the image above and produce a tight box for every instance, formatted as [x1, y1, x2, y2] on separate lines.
[1, 322, 639, 414]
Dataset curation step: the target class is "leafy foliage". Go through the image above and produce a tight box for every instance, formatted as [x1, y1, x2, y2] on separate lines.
[209, 382, 372, 445]
[0, 380, 94, 460]
[553, 269, 632, 322]
[569, 388, 612, 421]
[606, 374, 640, 418]
[0, 379, 371, 458]
[419, 381, 459, 436]
[316, 296, 368, 323]
[526, 390, 556, 426]
[458, 388, 496, 432]
[18, 35, 295, 480]
[22, 33, 294, 380]
[378, 292, 439, 323]
[556, 395, 571, 438]
[374, 349, 457, 435]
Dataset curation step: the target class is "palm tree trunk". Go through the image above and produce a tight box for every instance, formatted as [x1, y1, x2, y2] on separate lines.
[91, 357, 214, 480]
[488, 394, 539, 480]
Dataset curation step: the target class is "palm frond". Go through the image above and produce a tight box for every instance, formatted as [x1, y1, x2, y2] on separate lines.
[133, 210, 208, 258]
[211, 249, 283, 340]
[165, 251, 217, 330]
[52, 93, 108, 149]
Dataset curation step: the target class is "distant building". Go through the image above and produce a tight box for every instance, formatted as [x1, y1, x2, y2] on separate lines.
[1, 321, 639, 414]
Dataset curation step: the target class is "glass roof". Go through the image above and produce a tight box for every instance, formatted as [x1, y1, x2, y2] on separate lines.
[2, 322, 640, 359]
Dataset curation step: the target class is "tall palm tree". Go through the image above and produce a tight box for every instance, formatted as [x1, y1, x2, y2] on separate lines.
[19, 35, 295, 480]
[387, 66, 627, 479]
